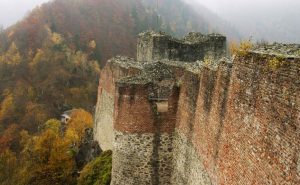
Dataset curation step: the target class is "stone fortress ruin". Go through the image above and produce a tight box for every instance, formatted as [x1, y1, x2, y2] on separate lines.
[94, 30, 300, 185]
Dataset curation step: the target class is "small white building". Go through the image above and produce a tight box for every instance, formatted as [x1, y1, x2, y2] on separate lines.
[60, 109, 78, 124]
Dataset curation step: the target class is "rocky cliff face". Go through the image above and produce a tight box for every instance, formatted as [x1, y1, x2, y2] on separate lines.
[76, 128, 102, 170]
[94, 31, 300, 185]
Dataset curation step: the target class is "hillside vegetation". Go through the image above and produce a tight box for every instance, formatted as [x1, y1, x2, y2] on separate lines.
[0, 0, 239, 65]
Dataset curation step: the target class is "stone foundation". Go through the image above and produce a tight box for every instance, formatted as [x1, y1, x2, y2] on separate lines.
[111, 131, 174, 185]
[171, 131, 212, 185]
[94, 89, 114, 150]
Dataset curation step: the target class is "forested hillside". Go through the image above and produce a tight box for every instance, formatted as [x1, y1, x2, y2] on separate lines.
[0, 0, 239, 65]
[0, 0, 239, 184]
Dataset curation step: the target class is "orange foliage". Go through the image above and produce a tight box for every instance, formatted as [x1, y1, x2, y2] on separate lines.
[229, 40, 253, 56]
[67, 109, 93, 142]
[16, 110, 93, 184]
[0, 124, 19, 153]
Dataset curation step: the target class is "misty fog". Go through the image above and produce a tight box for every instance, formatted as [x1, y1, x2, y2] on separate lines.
[184, 0, 300, 43]
[0, 0, 49, 28]
[0, 0, 299, 43]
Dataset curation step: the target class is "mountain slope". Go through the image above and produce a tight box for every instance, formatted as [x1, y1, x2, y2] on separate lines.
[0, 0, 239, 65]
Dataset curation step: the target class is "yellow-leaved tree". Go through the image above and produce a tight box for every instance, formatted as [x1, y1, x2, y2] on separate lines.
[0, 93, 15, 124]
[0, 42, 21, 66]
[15, 109, 93, 185]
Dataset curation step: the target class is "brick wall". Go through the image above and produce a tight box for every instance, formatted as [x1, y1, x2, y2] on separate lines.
[216, 54, 300, 184]
[111, 80, 179, 184]
[173, 54, 299, 184]
[94, 58, 141, 150]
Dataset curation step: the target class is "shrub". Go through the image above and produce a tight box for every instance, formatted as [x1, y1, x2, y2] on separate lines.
[230, 40, 253, 56]
[77, 150, 112, 185]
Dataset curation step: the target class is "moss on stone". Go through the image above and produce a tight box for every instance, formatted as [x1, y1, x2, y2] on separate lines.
[268, 56, 284, 70]
[77, 150, 112, 185]
[268, 57, 281, 70]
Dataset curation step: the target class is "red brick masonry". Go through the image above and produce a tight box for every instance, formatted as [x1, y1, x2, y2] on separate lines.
[96, 44, 300, 184]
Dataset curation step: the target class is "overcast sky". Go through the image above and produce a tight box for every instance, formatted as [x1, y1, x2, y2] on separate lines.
[1, 0, 299, 42]
[185, 0, 300, 13]
[185, 0, 300, 42]
[1, 0, 299, 28]
[0, 0, 50, 28]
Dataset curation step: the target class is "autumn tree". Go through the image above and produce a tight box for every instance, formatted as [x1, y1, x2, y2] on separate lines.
[12, 109, 93, 185]
[0, 93, 15, 126]
[0, 149, 17, 185]
[65, 109, 93, 145]
[0, 42, 21, 66]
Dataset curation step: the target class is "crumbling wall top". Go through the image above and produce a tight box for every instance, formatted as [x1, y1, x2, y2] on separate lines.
[183, 32, 226, 44]
[251, 43, 300, 58]
[117, 61, 175, 85]
[137, 30, 227, 62]
[108, 56, 143, 69]
[139, 31, 226, 45]
[138, 30, 174, 40]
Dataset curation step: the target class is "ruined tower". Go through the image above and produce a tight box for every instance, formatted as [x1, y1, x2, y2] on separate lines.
[94, 31, 300, 185]
[137, 31, 226, 62]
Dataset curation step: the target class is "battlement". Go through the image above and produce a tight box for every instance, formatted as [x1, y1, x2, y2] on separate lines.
[137, 30, 227, 62]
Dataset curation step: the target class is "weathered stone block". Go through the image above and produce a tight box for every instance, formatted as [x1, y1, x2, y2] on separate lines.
[137, 31, 226, 62]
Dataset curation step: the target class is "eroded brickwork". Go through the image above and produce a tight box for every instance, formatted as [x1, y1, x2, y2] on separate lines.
[216, 54, 300, 184]
[94, 57, 142, 150]
[94, 31, 300, 185]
